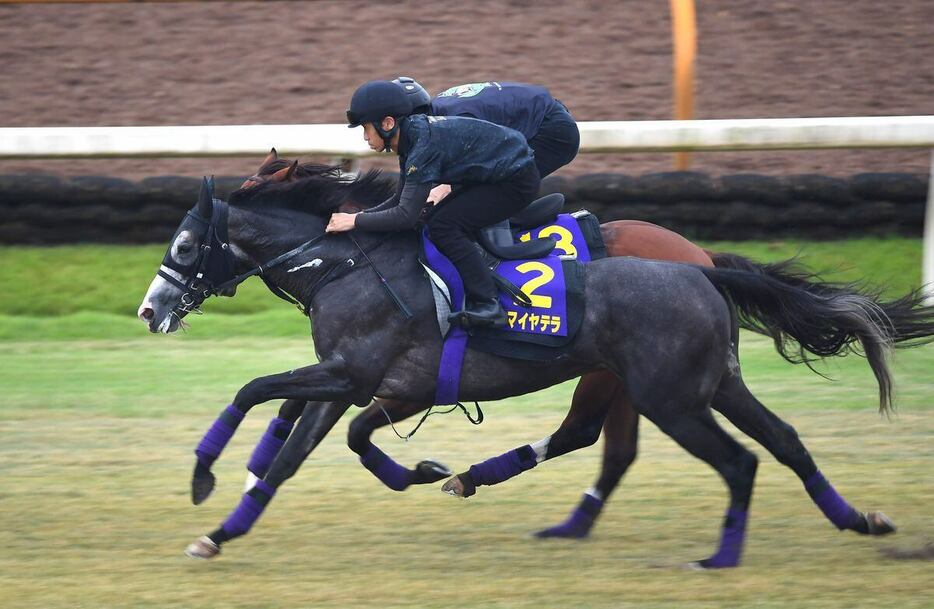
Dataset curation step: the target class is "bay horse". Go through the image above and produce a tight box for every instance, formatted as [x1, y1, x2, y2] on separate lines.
[138, 166, 933, 567]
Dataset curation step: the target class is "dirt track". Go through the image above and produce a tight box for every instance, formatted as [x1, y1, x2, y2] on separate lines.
[1, 1, 932, 179]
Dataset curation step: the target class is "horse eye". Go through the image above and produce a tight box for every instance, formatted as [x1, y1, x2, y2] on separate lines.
[177, 243, 193, 254]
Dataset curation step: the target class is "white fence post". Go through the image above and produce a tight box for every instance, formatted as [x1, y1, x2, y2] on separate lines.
[924, 151, 934, 303]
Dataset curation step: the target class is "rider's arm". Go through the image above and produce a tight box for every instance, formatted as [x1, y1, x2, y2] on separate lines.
[356, 132, 440, 231]
[354, 179, 431, 231]
[361, 171, 406, 215]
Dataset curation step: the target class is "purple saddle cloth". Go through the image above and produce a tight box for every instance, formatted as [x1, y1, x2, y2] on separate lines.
[420, 210, 605, 404]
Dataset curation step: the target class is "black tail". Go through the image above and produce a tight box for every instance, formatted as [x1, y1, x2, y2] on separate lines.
[711, 252, 934, 348]
[703, 253, 934, 415]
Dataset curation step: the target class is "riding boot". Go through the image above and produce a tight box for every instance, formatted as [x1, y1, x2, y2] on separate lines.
[445, 244, 507, 328]
[462, 297, 507, 327]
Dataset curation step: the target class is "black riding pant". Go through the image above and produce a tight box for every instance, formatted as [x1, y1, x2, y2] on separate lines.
[529, 101, 580, 177]
[427, 163, 541, 301]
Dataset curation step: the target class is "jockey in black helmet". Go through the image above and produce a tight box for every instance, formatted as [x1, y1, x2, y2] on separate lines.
[393, 78, 580, 204]
[329, 79, 542, 327]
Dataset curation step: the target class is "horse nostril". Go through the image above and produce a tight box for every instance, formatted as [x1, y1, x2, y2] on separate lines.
[140, 307, 154, 322]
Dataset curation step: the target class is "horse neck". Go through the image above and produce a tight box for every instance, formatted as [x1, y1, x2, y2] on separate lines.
[226, 205, 419, 309]
[227, 205, 312, 265]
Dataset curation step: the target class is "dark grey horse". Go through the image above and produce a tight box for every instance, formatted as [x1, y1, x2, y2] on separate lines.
[140, 172, 923, 567]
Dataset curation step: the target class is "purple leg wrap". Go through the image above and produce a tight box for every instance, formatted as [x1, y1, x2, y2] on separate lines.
[195, 405, 244, 468]
[702, 508, 748, 568]
[469, 445, 538, 487]
[805, 470, 862, 530]
[247, 417, 294, 477]
[221, 480, 276, 537]
[535, 493, 603, 538]
[360, 444, 413, 492]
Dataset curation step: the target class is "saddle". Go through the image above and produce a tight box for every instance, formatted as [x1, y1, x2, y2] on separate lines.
[477, 193, 566, 260]
[421, 201, 605, 403]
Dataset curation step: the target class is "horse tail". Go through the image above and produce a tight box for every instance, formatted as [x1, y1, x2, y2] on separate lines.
[700, 257, 934, 415]
[710, 252, 934, 347]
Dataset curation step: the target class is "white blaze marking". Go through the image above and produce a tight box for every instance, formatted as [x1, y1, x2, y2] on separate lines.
[287, 258, 323, 273]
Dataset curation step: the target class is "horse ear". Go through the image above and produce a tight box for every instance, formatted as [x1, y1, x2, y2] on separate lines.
[269, 159, 299, 183]
[259, 147, 278, 171]
[197, 176, 213, 217]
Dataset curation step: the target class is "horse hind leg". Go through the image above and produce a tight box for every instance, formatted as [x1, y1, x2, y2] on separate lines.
[710, 372, 896, 536]
[535, 372, 639, 539]
[441, 386, 611, 499]
[638, 404, 759, 569]
[347, 399, 452, 492]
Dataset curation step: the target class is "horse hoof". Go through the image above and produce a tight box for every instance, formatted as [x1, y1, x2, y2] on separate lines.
[684, 559, 737, 570]
[441, 473, 476, 498]
[191, 469, 216, 506]
[533, 524, 591, 539]
[866, 511, 897, 536]
[414, 459, 452, 484]
[441, 476, 464, 496]
[184, 535, 220, 560]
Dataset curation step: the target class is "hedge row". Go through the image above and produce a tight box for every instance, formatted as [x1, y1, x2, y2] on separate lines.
[0, 171, 926, 244]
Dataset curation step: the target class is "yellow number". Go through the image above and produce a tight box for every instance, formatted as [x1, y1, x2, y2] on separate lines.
[516, 261, 555, 308]
[537, 225, 577, 258]
[519, 232, 531, 242]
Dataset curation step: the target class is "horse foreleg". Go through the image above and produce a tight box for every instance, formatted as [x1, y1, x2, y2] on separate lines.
[442, 385, 611, 499]
[243, 399, 311, 492]
[185, 400, 351, 559]
[189, 360, 356, 514]
[535, 372, 640, 539]
[347, 399, 451, 491]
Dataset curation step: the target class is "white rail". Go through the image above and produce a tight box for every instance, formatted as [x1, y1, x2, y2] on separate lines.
[2, 116, 934, 159]
[1, 115, 932, 297]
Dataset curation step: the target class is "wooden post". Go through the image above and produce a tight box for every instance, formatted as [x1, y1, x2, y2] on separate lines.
[670, 0, 697, 170]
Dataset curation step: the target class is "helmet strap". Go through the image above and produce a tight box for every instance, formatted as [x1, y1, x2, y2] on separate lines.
[373, 118, 400, 152]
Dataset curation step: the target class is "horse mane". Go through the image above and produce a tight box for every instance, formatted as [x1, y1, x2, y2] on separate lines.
[229, 162, 395, 215]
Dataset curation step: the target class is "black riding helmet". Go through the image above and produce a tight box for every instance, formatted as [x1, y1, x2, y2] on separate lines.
[392, 76, 431, 114]
[346, 80, 412, 151]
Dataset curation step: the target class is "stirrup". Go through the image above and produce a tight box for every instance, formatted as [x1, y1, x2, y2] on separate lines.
[448, 308, 506, 329]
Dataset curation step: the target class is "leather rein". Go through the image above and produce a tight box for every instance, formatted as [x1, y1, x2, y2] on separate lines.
[159, 197, 411, 319]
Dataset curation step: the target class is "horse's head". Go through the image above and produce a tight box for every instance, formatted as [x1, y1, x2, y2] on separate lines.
[138, 177, 239, 333]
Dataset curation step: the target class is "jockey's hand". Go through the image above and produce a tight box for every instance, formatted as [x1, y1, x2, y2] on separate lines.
[326, 212, 358, 233]
[427, 184, 452, 205]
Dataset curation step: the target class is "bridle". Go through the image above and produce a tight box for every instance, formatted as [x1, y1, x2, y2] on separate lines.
[158, 197, 412, 319]
[158, 198, 238, 315]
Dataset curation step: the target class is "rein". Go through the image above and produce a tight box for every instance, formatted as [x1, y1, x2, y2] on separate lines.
[379, 401, 484, 442]
[163, 197, 411, 319]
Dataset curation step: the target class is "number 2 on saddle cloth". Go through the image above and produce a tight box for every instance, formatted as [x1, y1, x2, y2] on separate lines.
[420, 210, 605, 404]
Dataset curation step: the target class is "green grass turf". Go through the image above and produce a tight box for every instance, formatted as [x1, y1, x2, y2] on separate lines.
[0, 237, 925, 340]
[1, 331, 930, 420]
[0, 333, 931, 608]
[1, 239, 931, 608]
